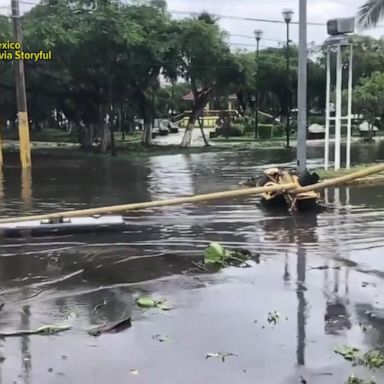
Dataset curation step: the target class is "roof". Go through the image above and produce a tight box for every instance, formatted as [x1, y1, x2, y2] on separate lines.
[182, 90, 237, 101]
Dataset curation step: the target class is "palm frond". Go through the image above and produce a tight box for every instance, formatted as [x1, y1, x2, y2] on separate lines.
[358, 0, 384, 29]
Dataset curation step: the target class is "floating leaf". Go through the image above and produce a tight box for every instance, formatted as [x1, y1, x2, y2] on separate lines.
[136, 296, 171, 310]
[362, 350, 384, 369]
[335, 346, 360, 362]
[204, 242, 225, 265]
[346, 375, 376, 384]
[136, 296, 157, 308]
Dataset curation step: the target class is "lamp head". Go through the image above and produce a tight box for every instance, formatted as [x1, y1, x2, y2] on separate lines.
[254, 29, 263, 41]
[282, 8, 294, 23]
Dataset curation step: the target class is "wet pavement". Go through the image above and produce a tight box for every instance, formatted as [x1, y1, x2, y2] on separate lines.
[0, 142, 384, 383]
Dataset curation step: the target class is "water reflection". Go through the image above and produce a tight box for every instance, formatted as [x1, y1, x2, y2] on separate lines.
[21, 168, 33, 211]
[20, 305, 31, 384]
[0, 168, 4, 202]
[0, 146, 383, 383]
[296, 245, 306, 366]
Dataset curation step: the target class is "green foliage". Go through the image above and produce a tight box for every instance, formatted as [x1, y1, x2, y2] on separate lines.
[204, 242, 225, 265]
[335, 346, 361, 362]
[204, 242, 252, 267]
[346, 375, 376, 384]
[354, 71, 384, 125]
[358, 0, 384, 29]
[335, 345, 384, 370]
[136, 296, 171, 310]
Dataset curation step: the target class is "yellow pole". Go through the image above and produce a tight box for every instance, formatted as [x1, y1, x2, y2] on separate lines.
[21, 167, 32, 210]
[12, 0, 32, 168]
[0, 163, 383, 225]
[0, 182, 298, 224]
[293, 164, 384, 194]
[0, 168, 4, 201]
[0, 120, 3, 168]
[18, 112, 31, 168]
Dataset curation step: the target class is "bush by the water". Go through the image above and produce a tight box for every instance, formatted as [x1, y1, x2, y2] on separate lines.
[258, 124, 284, 139]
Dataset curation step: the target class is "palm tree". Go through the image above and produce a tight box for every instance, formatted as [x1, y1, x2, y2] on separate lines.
[359, 0, 384, 28]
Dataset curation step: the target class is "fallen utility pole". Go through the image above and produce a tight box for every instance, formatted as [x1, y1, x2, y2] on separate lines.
[0, 163, 384, 224]
[11, 0, 32, 168]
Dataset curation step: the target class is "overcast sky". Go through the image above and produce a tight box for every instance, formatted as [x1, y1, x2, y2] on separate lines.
[0, 0, 383, 50]
[167, 0, 384, 50]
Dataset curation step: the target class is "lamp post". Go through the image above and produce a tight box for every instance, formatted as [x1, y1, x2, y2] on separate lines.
[282, 8, 294, 148]
[297, 0, 307, 173]
[254, 29, 263, 139]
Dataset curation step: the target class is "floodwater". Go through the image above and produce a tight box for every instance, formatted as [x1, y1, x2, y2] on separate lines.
[0, 141, 384, 384]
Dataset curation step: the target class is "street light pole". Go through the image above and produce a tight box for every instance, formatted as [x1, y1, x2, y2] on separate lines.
[297, 0, 307, 173]
[254, 29, 263, 139]
[282, 9, 294, 148]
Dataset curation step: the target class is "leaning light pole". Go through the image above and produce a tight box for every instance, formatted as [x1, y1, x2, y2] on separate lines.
[297, 0, 307, 173]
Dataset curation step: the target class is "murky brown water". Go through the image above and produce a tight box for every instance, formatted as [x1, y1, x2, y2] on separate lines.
[0, 142, 384, 384]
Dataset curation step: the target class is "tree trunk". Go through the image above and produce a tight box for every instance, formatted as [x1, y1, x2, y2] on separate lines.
[142, 113, 152, 147]
[80, 124, 94, 152]
[180, 87, 212, 147]
[198, 117, 210, 146]
[100, 122, 111, 153]
[110, 122, 116, 156]
[180, 112, 198, 147]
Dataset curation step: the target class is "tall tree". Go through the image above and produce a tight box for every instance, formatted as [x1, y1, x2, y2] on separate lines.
[176, 13, 241, 147]
[358, 0, 384, 28]
[354, 71, 384, 139]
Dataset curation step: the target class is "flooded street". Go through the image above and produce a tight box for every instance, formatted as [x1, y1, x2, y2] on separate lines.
[1, 142, 384, 383]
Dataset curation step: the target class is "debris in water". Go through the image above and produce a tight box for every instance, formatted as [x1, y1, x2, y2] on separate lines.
[334, 346, 360, 362]
[136, 296, 172, 311]
[0, 303, 4, 312]
[267, 311, 281, 326]
[308, 266, 341, 271]
[130, 369, 139, 375]
[299, 376, 307, 384]
[0, 355, 5, 363]
[93, 298, 107, 312]
[362, 282, 377, 288]
[0, 325, 71, 337]
[152, 334, 171, 342]
[346, 375, 376, 384]
[88, 317, 132, 336]
[191, 261, 208, 271]
[206, 352, 237, 362]
[203, 242, 255, 268]
[48, 368, 53, 373]
[362, 350, 384, 369]
[204, 242, 225, 265]
[335, 346, 384, 369]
